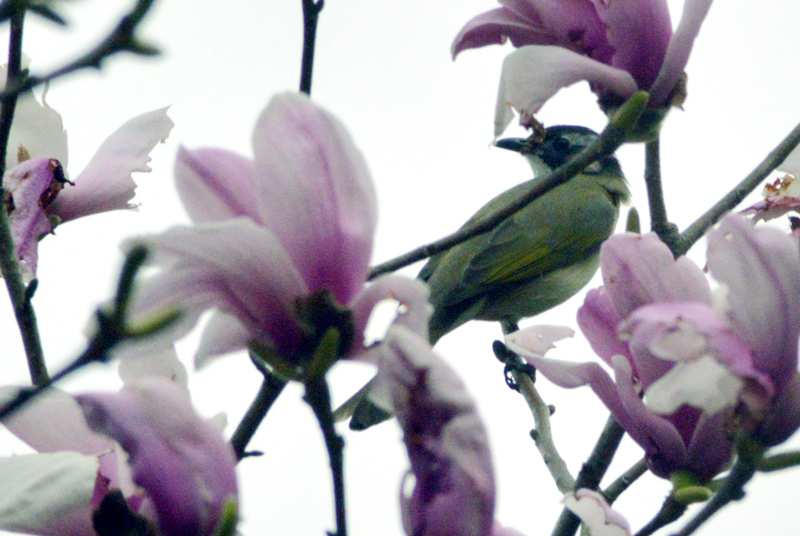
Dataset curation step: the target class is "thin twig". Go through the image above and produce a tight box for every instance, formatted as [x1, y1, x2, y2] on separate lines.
[644, 138, 681, 254]
[0, 0, 159, 102]
[299, 0, 324, 95]
[368, 93, 648, 279]
[551, 416, 626, 536]
[0, 7, 49, 386]
[305, 377, 347, 536]
[677, 119, 800, 256]
[636, 496, 687, 536]
[231, 373, 287, 460]
[603, 458, 648, 504]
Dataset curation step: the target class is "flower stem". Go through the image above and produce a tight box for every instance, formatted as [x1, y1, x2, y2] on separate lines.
[550, 416, 626, 536]
[305, 377, 347, 536]
[299, 0, 324, 95]
[644, 138, 681, 254]
[0, 7, 49, 386]
[677, 119, 800, 256]
[231, 373, 287, 460]
[603, 458, 648, 504]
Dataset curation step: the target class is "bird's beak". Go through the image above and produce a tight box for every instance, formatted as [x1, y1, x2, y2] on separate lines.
[494, 138, 530, 154]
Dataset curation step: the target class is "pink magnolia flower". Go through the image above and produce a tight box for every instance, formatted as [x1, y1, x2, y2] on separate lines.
[508, 215, 800, 481]
[564, 489, 630, 536]
[129, 92, 429, 372]
[380, 325, 495, 536]
[451, 0, 714, 136]
[2, 77, 173, 278]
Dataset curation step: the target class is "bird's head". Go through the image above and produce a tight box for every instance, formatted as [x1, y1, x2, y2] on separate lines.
[496, 125, 630, 204]
[495, 125, 609, 176]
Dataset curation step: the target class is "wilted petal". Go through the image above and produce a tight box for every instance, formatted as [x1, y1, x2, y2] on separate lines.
[383, 326, 494, 536]
[600, 233, 711, 318]
[707, 216, 800, 389]
[174, 147, 261, 224]
[742, 176, 800, 223]
[592, 0, 672, 91]
[3, 157, 64, 278]
[76, 379, 237, 536]
[49, 107, 173, 223]
[504, 325, 574, 357]
[564, 489, 630, 536]
[495, 46, 637, 137]
[252, 92, 376, 305]
[649, 0, 715, 106]
[0, 452, 98, 536]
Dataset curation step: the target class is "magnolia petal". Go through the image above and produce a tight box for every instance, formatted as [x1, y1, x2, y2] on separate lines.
[117, 344, 189, 393]
[0, 452, 98, 536]
[252, 92, 376, 305]
[645, 356, 744, 416]
[592, 0, 672, 91]
[383, 326, 495, 536]
[131, 220, 308, 357]
[503, 325, 574, 357]
[5, 83, 68, 173]
[576, 288, 632, 367]
[451, 7, 558, 59]
[349, 275, 432, 356]
[684, 413, 734, 481]
[649, 0, 714, 106]
[174, 146, 261, 224]
[564, 489, 631, 536]
[491, 522, 528, 536]
[707, 216, 800, 388]
[195, 311, 253, 368]
[49, 107, 173, 223]
[758, 371, 800, 446]
[494, 46, 637, 137]
[3, 157, 62, 278]
[76, 379, 237, 536]
[600, 233, 712, 319]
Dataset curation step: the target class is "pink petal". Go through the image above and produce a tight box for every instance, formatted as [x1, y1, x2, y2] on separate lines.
[76, 379, 237, 536]
[252, 92, 376, 305]
[592, 0, 672, 91]
[564, 489, 631, 536]
[49, 107, 173, 223]
[117, 344, 189, 393]
[383, 326, 495, 536]
[3, 157, 62, 278]
[451, 7, 558, 59]
[131, 220, 308, 357]
[707, 216, 800, 389]
[503, 325, 574, 356]
[599, 233, 711, 319]
[195, 311, 254, 368]
[649, 0, 714, 106]
[174, 146, 262, 224]
[576, 288, 632, 367]
[494, 46, 637, 137]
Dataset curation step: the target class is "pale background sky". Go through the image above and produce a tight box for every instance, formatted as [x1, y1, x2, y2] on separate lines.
[1, 1, 800, 535]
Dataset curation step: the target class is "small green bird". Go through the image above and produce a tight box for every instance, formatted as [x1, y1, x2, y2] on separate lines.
[422, 125, 631, 344]
[344, 125, 630, 429]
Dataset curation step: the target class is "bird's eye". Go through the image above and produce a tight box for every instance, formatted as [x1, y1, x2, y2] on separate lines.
[552, 136, 571, 152]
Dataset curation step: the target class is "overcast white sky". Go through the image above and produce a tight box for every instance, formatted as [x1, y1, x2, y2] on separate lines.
[2, 1, 800, 535]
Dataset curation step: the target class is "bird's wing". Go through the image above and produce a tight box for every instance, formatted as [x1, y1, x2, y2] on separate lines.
[437, 178, 618, 307]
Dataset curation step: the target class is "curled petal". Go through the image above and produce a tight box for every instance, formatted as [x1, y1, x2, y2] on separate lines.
[451, 7, 558, 58]
[600, 233, 711, 318]
[0, 452, 99, 536]
[49, 107, 174, 223]
[252, 92, 377, 304]
[564, 489, 631, 536]
[383, 326, 494, 536]
[504, 324, 574, 357]
[3, 157, 63, 278]
[5, 82, 68, 172]
[174, 146, 261, 224]
[707, 216, 800, 388]
[649, 0, 715, 106]
[577, 287, 631, 367]
[495, 46, 637, 137]
[76, 379, 237, 536]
